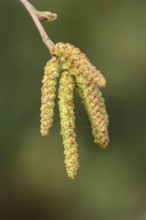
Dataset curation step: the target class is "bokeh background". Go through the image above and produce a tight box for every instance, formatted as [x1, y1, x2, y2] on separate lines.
[0, 0, 146, 219]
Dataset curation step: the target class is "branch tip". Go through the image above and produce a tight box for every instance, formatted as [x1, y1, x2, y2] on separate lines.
[19, 0, 55, 53]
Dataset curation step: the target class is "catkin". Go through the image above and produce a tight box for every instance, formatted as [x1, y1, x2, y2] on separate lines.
[40, 58, 60, 136]
[58, 71, 79, 179]
[77, 79, 109, 148]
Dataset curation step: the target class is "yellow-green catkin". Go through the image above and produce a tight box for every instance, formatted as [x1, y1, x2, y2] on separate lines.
[58, 71, 79, 179]
[77, 80, 109, 148]
[89, 88, 109, 147]
[40, 58, 60, 136]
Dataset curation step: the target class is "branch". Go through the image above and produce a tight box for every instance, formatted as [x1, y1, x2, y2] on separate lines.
[19, 0, 57, 53]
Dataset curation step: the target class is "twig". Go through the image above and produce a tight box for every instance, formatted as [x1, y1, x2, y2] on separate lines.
[19, 0, 57, 52]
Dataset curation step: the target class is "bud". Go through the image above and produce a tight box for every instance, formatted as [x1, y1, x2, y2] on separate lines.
[35, 10, 57, 22]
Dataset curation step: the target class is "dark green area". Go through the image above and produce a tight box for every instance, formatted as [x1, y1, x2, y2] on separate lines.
[0, 0, 146, 219]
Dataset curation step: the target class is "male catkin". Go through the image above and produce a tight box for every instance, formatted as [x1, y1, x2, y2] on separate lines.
[40, 43, 109, 179]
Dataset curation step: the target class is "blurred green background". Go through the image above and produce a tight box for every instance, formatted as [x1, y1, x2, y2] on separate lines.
[0, 0, 146, 219]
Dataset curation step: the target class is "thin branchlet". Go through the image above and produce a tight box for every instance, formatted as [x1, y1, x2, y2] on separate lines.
[19, 0, 55, 52]
[20, 1, 109, 179]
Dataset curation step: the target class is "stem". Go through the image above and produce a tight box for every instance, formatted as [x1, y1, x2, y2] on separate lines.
[19, 0, 55, 52]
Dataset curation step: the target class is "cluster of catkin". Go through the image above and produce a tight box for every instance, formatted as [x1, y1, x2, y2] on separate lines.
[40, 43, 109, 179]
